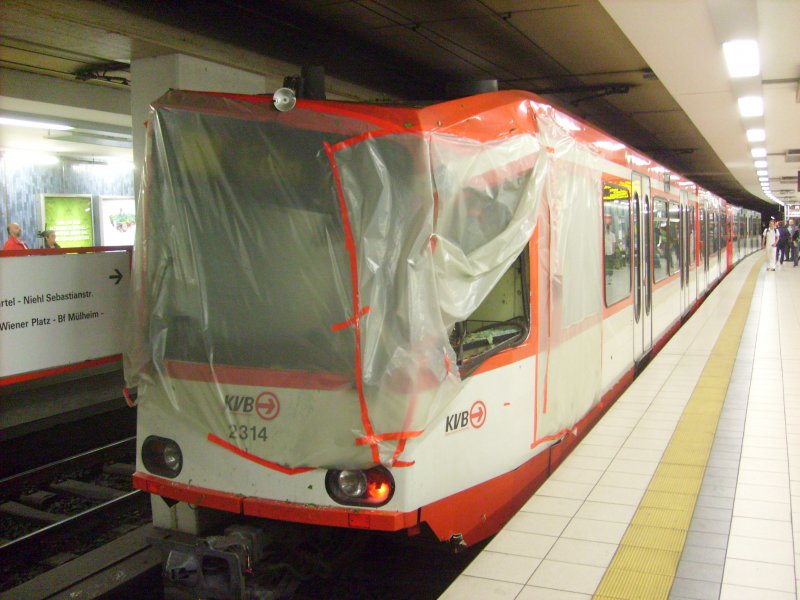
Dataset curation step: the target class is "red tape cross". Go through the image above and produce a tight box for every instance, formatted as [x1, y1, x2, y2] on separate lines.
[207, 433, 315, 475]
[331, 306, 371, 332]
[354, 430, 423, 446]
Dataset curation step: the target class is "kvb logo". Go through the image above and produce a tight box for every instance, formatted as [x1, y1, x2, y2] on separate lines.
[225, 391, 281, 421]
[224, 394, 255, 413]
[445, 400, 487, 434]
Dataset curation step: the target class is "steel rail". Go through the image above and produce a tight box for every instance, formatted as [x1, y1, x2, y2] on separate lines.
[0, 489, 146, 563]
[0, 436, 135, 497]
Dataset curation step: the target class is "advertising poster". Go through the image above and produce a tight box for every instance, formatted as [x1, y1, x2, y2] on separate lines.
[100, 196, 136, 246]
[43, 195, 94, 248]
[0, 251, 130, 379]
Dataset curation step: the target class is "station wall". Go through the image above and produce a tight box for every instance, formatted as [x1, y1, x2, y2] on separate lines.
[0, 155, 134, 249]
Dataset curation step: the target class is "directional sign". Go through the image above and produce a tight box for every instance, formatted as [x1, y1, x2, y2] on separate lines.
[256, 391, 280, 421]
[0, 251, 130, 380]
[469, 400, 487, 429]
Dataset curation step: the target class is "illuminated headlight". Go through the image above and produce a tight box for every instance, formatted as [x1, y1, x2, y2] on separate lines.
[325, 466, 394, 507]
[142, 436, 183, 478]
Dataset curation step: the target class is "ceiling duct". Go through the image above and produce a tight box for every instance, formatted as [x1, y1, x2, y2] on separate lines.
[45, 129, 132, 149]
[445, 80, 498, 99]
[282, 66, 326, 100]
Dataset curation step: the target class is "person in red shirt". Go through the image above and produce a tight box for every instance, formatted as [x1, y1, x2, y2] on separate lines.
[3, 222, 29, 251]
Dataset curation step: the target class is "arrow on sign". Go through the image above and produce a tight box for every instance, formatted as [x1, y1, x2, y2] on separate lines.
[109, 268, 123, 285]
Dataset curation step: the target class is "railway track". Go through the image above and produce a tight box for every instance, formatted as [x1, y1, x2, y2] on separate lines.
[0, 437, 151, 593]
[0, 435, 481, 599]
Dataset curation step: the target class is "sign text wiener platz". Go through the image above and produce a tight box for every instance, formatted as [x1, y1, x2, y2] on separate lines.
[0, 251, 130, 379]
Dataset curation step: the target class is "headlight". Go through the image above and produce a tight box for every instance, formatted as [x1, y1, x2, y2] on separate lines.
[325, 466, 394, 507]
[142, 435, 183, 478]
[337, 470, 367, 498]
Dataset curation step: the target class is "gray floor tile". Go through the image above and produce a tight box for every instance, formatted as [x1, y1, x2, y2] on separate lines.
[668, 577, 721, 600]
[684, 530, 729, 550]
[679, 544, 726, 566]
[689, 517, 730, 535]
[676, 560, 724, 583]
[696, 492, 733, 511]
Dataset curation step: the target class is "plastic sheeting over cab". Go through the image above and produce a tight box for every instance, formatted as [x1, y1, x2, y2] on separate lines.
[125, 89, 602, 469]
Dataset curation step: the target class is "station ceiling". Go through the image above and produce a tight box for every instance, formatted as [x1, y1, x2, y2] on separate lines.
[1, 0, 797, 215]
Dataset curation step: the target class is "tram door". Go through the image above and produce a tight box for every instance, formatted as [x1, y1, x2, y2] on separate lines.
[632, 172, 653, 360]
[699, 207, 708, 291]
[680, 191, 690, 314]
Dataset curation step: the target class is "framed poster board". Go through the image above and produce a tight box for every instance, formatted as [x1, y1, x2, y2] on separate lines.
[42, 194, 94, 248]
[99, 196, 136, 246]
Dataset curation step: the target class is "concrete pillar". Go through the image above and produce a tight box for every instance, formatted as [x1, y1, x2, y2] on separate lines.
[130, 54, 283, 197]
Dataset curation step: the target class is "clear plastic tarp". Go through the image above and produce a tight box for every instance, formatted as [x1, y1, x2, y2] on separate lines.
[125, 90, 603, 469]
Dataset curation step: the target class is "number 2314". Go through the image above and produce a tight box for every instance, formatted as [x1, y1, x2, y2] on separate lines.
[228, 425, 268, 441]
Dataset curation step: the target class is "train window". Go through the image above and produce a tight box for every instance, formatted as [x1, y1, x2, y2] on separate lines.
[709, 211, 718, 255]
[603, 181, 631, 306]
[699, 208, 706, 264]
[653, 198, 668, 282]
[667, 202, 681, 276]
[720, 212, 727, 253]
[450, 248, 530, 377]
[688, 205, 696, 265]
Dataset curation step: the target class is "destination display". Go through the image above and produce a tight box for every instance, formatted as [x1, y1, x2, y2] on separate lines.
[0, 251, 130, 380]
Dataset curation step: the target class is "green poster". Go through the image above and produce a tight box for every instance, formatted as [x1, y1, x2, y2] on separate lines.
[43, 195, 94, 248]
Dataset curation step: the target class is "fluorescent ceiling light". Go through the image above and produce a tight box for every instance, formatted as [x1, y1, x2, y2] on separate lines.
[3, 150, 59, 165]
[756, 169, 768, 176]
[738, 96, 764, 117]
[722, 40, 760, 78]
[759, 176, 769, 182]
[746, 128, 766, 142]
[754, 160, 768, 168]
[0, 117, 73, 131]
[751, 148, 767, 158]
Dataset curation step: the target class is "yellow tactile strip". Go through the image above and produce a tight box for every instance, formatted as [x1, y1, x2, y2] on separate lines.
[593, 258, 762, 600]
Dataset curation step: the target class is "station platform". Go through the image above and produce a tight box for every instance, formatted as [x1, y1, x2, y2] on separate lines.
[0, 364, 126, 442]
[442, 250, 800, 600]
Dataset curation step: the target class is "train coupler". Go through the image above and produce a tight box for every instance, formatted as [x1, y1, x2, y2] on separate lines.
[152, 524, 293, 600]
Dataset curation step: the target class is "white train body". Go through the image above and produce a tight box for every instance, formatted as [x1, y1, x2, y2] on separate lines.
[128, 89, 761, 546]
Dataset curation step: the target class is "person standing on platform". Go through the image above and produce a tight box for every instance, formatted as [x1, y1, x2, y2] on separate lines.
[777, 220, 790, 265]
[2, 222, 29, 251]
[793, 225, 800, 267]
[764, 219, 778, 271]
[41, 229, 60, 249]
